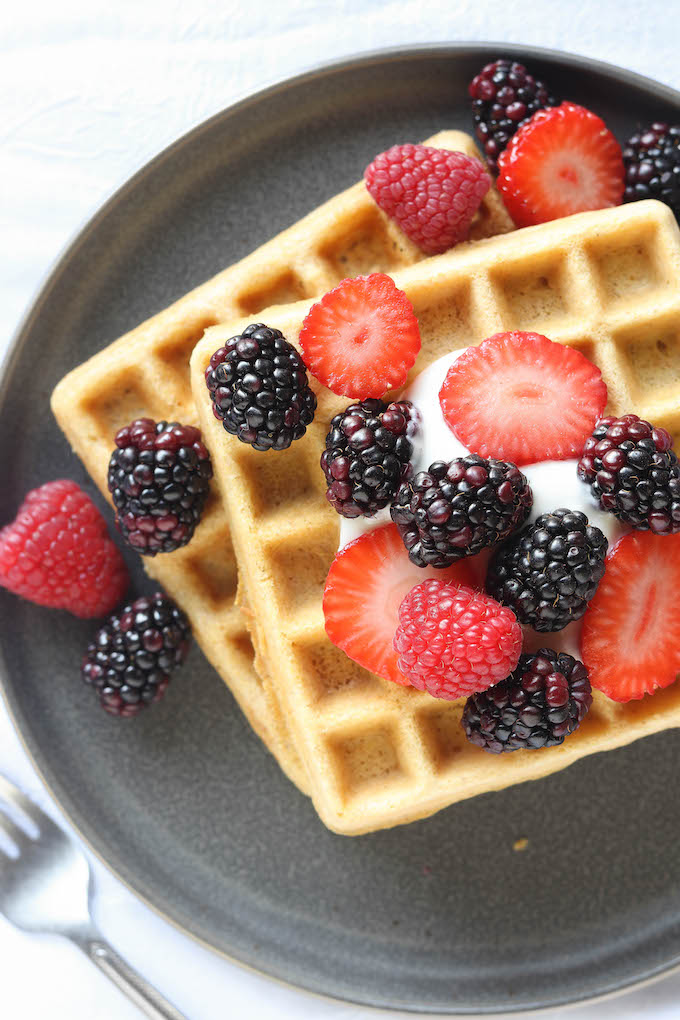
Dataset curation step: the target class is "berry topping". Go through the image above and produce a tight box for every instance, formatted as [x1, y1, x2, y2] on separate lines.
[462, 649, 592, 753]
[364, 144, 490, 254]
[205, 322, 316, 452]
[497, 102, 625, 227]
[581, 531, 680, 701]
[469, 58, 557, 174]
[81, 592, 191, 717]
[390, 455, 532, 568]
[323, 523, 475, 686]
[439, 331, 608, 465]
[394, 580, 522, 700]
[623, 122, 680, 219]
[298, 273, 421, 398]
[578, 414, 680, 534]
[108, 419, 213, 556]
[321, 399, 416, 519]
[0, 480, 128, 618]
[486, 509, 608, 632]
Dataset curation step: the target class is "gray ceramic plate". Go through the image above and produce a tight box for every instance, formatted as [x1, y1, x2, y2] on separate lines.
[2, 43, 680, 1015]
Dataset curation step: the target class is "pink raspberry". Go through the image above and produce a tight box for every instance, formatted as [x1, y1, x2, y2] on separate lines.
[393, 580, 522, 700]
[364, 144, 491, 254]
[0, 480, 129, 618]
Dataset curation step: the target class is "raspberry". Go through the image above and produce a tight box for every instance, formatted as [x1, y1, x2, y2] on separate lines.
[462, 650, 592, 753]
[0, 480, 128, 618]
[486, 509, 608, 632]
[390, 456, 532, 568]
[577, 414, 680, 534]
[623, 122, 680, 219]
[81, 592, 191, 717]
[364, 144, 490, 254]
[393, 580, 522, 700]
[205, 323, 317, 451]
[321, 399, 415, 519]
[108, 419, 213, 555]
[469, 59, 557, 173]
[323, 524, 476, 687]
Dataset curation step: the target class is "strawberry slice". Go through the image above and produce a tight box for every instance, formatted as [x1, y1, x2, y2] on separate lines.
[581, 531, 680, 701]
[298, 273, 421, 398]
[497, 101, 624, 227]
[323, 522, 476, 685]
[438, 330, 607, 465]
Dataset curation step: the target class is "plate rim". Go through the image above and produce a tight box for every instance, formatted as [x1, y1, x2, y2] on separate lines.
[3, 40, 680, 1014]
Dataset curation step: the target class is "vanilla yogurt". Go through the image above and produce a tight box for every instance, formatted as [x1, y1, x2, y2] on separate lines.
[338, 348, 628, 659]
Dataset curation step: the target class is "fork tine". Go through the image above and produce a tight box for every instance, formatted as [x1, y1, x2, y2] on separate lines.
[0, 809, 33, 856]
[0, 774, 61, 840]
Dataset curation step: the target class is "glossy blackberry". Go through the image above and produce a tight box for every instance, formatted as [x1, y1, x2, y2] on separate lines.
[321, 399, 415, 518]
[81, 593, 191, 717]
[205, 323, 316, 452]
[469, 59, 557, 173]
[108, 419, 212, 555]
[462, 649, 592, 753]
[487, 509, 607, 632]
[390, 455, 532, 568]
[578, 414, 680, 534]
[622, 122, 680, 219]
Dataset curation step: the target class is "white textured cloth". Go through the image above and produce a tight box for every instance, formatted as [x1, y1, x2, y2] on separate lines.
[3, 2, 680, 1017]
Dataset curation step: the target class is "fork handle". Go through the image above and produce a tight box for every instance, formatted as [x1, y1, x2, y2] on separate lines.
[74, 935, 187, 1019]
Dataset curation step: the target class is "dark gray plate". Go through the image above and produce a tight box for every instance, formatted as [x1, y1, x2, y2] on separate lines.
[2, 43, 680, 1014]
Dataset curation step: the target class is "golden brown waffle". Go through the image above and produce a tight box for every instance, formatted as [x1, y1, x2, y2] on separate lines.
[191, 199, 680, 835]
[51, 130, 511, 794]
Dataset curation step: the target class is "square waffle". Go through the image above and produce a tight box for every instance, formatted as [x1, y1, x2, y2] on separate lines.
[190, 199, 680, 834]
[50, 130, 512, 793]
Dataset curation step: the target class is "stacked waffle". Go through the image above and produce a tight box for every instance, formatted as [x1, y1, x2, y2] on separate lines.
[189, 199, 680, 834]
[51, 130, 511, 797]
[53, 124, 680, 833]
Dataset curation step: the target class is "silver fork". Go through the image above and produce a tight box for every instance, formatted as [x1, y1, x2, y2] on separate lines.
[0, 773, 187, 1019]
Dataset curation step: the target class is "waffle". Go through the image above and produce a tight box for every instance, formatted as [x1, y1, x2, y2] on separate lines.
[51, 130, 511, 794]
[190, 199, 680, 835]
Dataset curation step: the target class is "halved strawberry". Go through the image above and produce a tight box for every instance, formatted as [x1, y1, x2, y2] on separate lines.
[497, 101, 624, 227]
[298, 273, 421, 398]
[438, 330, 607, 465]
[323, 522, 476, 685]
[581, 531, 680, 701]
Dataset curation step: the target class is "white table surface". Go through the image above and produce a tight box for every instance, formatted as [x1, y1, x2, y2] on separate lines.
[3, 2, 680, 1017]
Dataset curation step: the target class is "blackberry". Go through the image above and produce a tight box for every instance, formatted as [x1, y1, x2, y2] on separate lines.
[469, 59, 557, 173]
[622, 122, 680, 220]
[81, 593, 191, 717]
[321, 399, 415, 518]
[205, 323, 316, 452]
[487, 509, 607, 632]
[390, 455, 532, 568]
[462, 649, 592, 754]
[578, 414, 680, 534]
[108, 418, 212, 555]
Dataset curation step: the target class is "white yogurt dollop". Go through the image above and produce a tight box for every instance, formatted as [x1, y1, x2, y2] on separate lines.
[338, 348, 628, 658]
